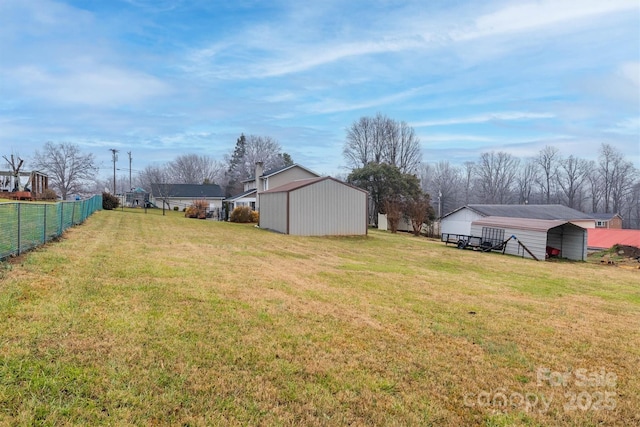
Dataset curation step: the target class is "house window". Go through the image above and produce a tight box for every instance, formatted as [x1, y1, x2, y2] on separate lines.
[596, 220, 605, 228]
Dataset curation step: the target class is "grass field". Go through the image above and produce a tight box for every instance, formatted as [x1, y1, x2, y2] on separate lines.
[1, 208, 638, 426]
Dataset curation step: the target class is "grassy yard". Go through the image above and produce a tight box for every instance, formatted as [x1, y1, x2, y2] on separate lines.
[1, 208, 638, 426]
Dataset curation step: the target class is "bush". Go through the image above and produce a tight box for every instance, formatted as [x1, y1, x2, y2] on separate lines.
[102, 192, 120, 210]
[39, 188, 58, 201]
[173, 206, 179, 211]
[185, 200, 208, 219]
[230, 206, 257, 223]
[251, 210, 259, 223]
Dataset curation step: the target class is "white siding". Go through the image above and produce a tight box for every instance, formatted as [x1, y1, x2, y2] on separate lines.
[470, 224, 547, 260]
[571, 220, 595, 229]
[442, 208, 484, 235]
[259, 192, 288, 233]
[289, 180, 367, 236]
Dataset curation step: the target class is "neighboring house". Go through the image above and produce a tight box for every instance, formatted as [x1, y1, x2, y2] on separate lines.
[587, 229, 640, 250]
[590, 213, 623, 229]
[225, 163, 320, 211]
[469, 216, 588, 261]
[440, 204, 596, 236]
[150, 183, 225, 211]
[259, 177, 368, 236]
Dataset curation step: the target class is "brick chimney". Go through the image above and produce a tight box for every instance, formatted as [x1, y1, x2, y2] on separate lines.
[255, 161, 263, 211]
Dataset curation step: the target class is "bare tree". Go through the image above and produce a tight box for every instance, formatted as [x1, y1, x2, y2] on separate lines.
[2, 154, 25, 191]
[475, 151, 519, 204]
[384, 120, 422, 173]
[344, 113, 421, 173]
[139, 165, 174, 214]
[32, 142, 97, 200]
[598, 144, 637, 214]
[224, 134, 287, 196]
[428, 161, 461, 216]
[536, 145, 561, 204]
[557, 155, 588, 209]
[516, 158, 538, 204]
[169, 154, 225, 185]
[585, 161, 603, 213]
[462, 161, 475, 205]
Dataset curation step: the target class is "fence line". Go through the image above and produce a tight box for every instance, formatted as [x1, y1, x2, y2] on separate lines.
[0, 195, 103, 260]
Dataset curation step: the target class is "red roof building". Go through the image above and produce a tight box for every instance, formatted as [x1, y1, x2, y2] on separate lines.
[587, 229, 640, 250]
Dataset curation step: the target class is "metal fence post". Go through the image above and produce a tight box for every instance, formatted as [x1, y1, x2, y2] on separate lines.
[17, 203, 21, 255]
[43, 204, 47, 244]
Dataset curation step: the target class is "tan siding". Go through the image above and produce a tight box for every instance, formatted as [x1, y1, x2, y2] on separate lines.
[289, 180, 367, 236]
[259, 192, 288, 233]
[267, 167, 319, 190]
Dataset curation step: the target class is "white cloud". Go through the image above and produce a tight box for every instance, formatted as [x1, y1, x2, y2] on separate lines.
[413, 112, 555, 128]
[6, 66, 170, 106]
[454, 0, 638, 41]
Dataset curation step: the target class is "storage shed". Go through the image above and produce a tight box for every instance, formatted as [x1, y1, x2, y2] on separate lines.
[441, 204, 596, 236]
[259, 177, 368, 236]
[470, 216, 587, 261]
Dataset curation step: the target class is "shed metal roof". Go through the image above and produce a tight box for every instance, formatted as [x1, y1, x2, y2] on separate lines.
[261, 176, 368, 194]
[471, 216, 585, 233]
[444, 204, 594, 221]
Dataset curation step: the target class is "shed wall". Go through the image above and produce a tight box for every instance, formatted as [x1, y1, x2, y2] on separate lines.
[470, 223, 547, 260]
[442, 208, 483, 235]
[259, 192, 288, 233]
[289, 180, 367, 236]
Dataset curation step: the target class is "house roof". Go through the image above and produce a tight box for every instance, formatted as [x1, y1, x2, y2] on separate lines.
[587, 229, 640, 249]
[589, 212, 622, 221]
[242, 163, 320, 182]
[472, 216, 585, 233]
[443, 204, 594, 221]
[150, 183, 224, 198]
[224, 188, 256, 202]
[261, 176, 368, 194]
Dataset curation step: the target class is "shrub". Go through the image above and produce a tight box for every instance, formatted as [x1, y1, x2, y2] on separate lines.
[173, 206, 179, 211]
[230, 206, 257, 223]
[185, 200, 208, 219]
[251, 210, 259, 223]
[102, 192, 120, 210]
[39, 188, 58, 201]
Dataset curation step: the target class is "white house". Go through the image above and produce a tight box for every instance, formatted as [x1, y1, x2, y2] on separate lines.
[259, 177, 368, 236]
[225, 163, 320, 211]
[150, 183, 225, 211]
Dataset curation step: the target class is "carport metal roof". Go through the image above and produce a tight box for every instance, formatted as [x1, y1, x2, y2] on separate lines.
[471, 216, 585, 233]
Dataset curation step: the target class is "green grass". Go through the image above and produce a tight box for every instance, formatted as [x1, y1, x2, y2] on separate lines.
[1, 207, 638, 426]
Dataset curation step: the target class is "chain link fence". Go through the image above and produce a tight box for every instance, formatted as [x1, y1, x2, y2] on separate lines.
[0, 195, 102, 260]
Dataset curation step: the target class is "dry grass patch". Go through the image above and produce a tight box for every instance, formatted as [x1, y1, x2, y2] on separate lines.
[0, 208, 638, 426]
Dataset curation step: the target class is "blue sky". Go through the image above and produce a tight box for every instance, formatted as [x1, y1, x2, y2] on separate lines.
[1, 0, 639, 179]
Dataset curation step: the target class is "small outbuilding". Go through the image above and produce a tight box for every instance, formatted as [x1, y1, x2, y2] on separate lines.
[259, 177, 368, 236]
[441, 204, 596, 236]
[470, 216, 588, 261]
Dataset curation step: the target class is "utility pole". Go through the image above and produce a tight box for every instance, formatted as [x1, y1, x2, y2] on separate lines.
[127, 151, 132, 190]
[110, 149, 118, 194]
